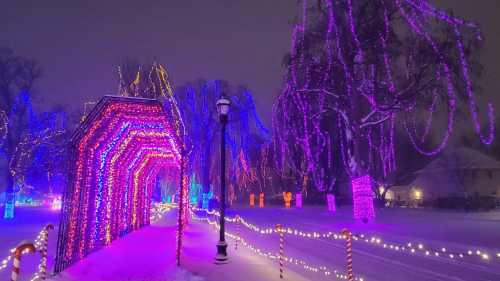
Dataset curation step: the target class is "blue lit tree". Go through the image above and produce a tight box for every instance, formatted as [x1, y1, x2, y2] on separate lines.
[0, 48, 41, 218]
[175, 80, 270, 205]
[1, 48, 68, 218]
[117, 62, 270, 203]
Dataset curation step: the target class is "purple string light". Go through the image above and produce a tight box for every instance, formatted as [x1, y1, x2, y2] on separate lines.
[273, 0, 495, 209]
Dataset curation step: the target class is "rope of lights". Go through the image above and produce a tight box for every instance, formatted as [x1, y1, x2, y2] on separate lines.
[29, 226, 53, 281]
[191, 209, 365, 281]
[21, 204, 172, 279]
[193, 208, 499, 263]
[150, 203, 175, 223]
[0, 225, 53, 281]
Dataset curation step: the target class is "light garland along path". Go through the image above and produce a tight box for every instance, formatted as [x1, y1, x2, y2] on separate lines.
[150, 203, 176, 223]
[29, 224, 54, 281]
[0, 247, 15, 272]
[193, 207, 499, 264]
[1, 225, 54, 281]
[190, 208, 365, 281]
[1, 204, 172, 280]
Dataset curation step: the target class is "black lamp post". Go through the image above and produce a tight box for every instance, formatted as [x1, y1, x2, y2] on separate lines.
[215, 94, 230, 264]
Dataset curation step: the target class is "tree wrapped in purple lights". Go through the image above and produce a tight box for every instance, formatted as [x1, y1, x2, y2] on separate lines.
[273, 0, 494, 218]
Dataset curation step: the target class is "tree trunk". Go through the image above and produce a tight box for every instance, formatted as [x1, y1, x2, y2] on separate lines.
[295, 174, 302, 193]
[202, 140, 211, 194]
[3, 172, 15, 218]
[346, 125, 364, 178]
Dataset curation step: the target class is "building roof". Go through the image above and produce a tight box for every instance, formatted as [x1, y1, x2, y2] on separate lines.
[415, 147, 500, 174]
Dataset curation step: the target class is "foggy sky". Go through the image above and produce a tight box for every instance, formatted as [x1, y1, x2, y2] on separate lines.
[1, 0, 499, 127]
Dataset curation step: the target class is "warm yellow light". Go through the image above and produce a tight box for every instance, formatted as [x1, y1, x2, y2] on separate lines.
[378, 186, 385, 194]
[414, 189, 422, 200]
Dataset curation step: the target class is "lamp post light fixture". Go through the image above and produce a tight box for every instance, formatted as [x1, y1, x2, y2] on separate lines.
[215, 94, 231, 264]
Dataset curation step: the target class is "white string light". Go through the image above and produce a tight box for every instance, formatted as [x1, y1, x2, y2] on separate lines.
[29, 228, 49, 281]
[0, 226, 50, 281]
[2, 204, 173, 279]
[191, 209, 365, 281]
[150, 202, 175, 223]
[0, 248, 15, 272]
[193, 208, 498, 263]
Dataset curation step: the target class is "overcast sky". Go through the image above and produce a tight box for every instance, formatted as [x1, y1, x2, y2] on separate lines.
[1, 0, 499, 127]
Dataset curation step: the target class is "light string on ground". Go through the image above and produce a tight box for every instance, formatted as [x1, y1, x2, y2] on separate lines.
[1, 225, 52, 277]
[193, 208, 498, 263]
[150, 202, 175, 223]
[2, 205, 172, 279]
[29, 224, 54, 281]
[191, 209, 364, 281]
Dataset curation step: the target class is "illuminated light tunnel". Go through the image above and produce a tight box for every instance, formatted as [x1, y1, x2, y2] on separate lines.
[55, 96, 187, 272]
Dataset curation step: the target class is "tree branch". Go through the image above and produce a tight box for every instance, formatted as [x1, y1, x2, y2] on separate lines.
[360, 114, 391, 129]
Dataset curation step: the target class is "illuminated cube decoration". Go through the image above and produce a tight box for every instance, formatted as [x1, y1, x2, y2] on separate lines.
[352, 175, 375, 221]
[326, 194, 336, 212]
[295, 193, 302, 208]
[283, 192, 292, 208]
[55, 96, 187, 272]
[259, 192, 264, 208]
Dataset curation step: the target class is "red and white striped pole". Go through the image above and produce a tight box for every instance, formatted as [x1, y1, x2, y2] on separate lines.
[276, 224, 284, 279]
[235, 215, 240, 250]
[40, 224, 55, 280]
[342, 228, 354, 281]
[10, 241, 35, 281]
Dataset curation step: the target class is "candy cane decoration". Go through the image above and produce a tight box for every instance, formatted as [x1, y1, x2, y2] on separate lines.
[39, 224, 54, 280]
[235, 215, 240, 250]
[342, 228, 354, 281]
[276, 224, 284, 279]
[10, 241, 35, 281]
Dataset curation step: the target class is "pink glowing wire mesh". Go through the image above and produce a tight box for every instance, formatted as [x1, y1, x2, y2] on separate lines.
[352, 175, 375, 221]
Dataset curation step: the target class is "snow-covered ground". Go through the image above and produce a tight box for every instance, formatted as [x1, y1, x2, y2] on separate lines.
[1, 205, 500, 281]
[0, 207, 60, 281]
[1, 207, 307, 281]
[217, 205, 500, 281]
